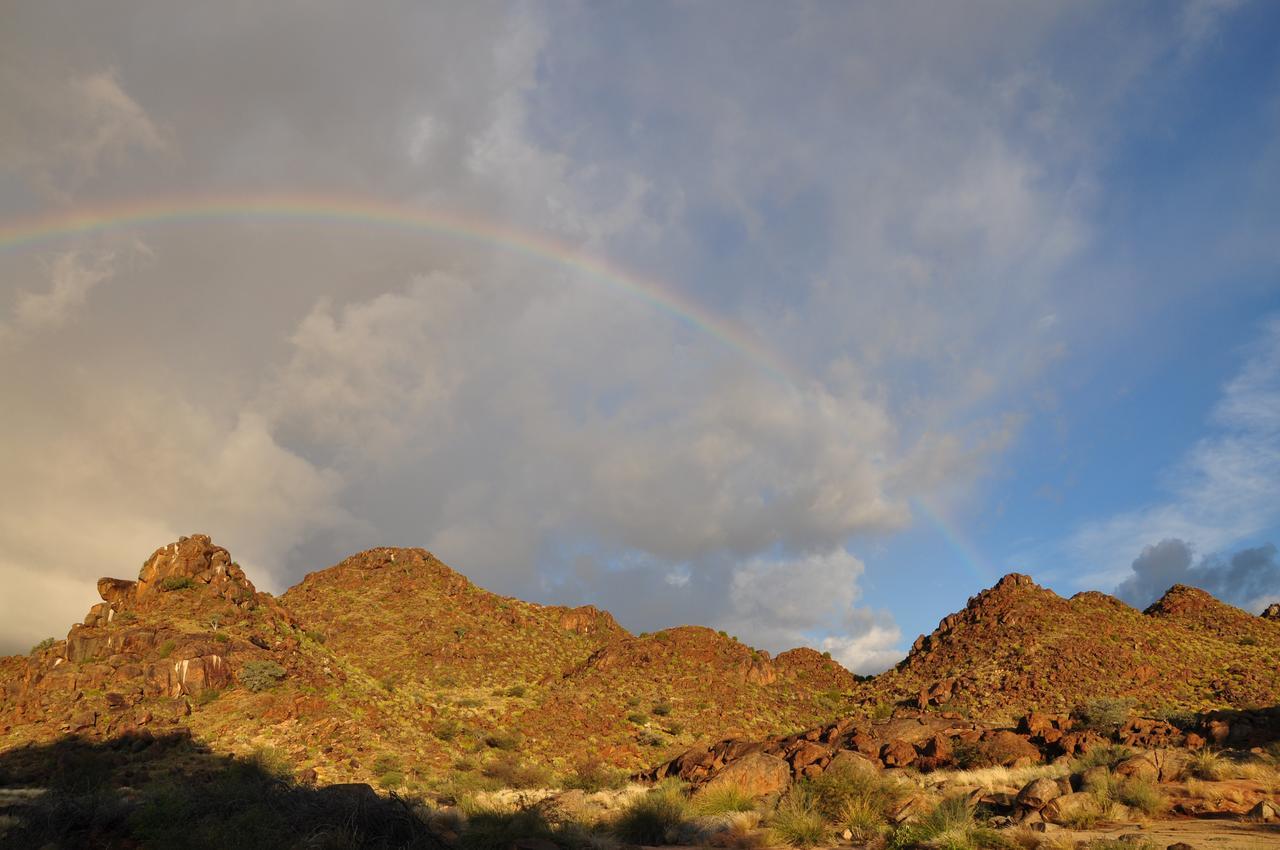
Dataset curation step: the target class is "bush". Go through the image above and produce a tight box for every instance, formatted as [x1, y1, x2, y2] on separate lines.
[627, 713, 649, 725]
[378, 771, 405, 790]
[563, 760, 628, 792]
[459, 805, 556, 850]
[613, 784, 688, 845]
[1070, 745, 1134, 772]
[239, 660, 286, 692]
[213, 632, 230, 643]
[889, 795, 1005, 850]
[1187, 748, 1227, 780]
[303, 630, 326, 644]
[1072, 698, 1134, 735]
[157, 641, 176, 659]
[373, 754, 402, 775]
[483, 732, 520, 751]
[193, 688, 221, 706]
[806, 759, 903, 840]
[769, 787, 827, 848]
[29, 637, 56, 655]
[691, 783, 757, 816]
[481, 754, 551, 789]
[504, 685, 526, 698]
[160, 576, 196, 592]
[652, 702, 672, 717]
[434, 719, 462, 741]
[1115, 777, 1165, 816]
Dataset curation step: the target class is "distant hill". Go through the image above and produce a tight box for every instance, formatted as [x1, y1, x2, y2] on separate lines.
[0, 536, 857, 787]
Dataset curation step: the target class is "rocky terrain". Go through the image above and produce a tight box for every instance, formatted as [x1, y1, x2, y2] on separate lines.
[1, 535, 1278, 849]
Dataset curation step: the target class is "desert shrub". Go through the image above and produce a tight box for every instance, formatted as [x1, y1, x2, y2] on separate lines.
[239, 660, 286, 692]
[627, 713, 649, 725]
[1058, 797, 1105, 829]
[378, 770, 405, 789]
[213, 632, 230, 643]
[769, 787, 827, 848]
[504, 685, 527, 698]
[691, 783, 757, 816]
[870, 702, 895, 721]
[1072, 698, 1134, 735]
[666, 723, 685, 736]
[889, 795, 1006, 850]
[654, 631, 672, 644]
[563, 759, 628, 792]
[1082, 840, 1157, 850]
[1239, 635, 1259, 646]
[951, 740, 986, 769]
[481, 754, 551, 789]
[373, 754, 402, 775]
[434, 719, 462, 741]
[1115, 777, 1164, 816]
[193, 688, 221, 706]
[156, 640, 176, 658]
[806, 760, 903, 839]
[303, 630, 326, 644]
[637, 731, 665, 747]
[652, 702, 672, 716]
[116, 611, 138, 623]
[460, 805, 556, 850]
[456, 697, 483, 708]
[1070, 745, 1133, 772]
[1187, 748, 1227, 780]
[613, 783, 688, 845]
[29, 637, 57, 655]
[160, 576, 196, 592]
[248, 746, 292, 781]
[483, 731, 520, 751]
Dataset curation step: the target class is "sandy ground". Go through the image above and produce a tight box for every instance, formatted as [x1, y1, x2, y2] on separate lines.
[1063, 817, 1280, 849]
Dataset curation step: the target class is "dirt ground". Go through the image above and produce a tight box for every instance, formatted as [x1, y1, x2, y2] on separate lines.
[1063, 816, 1280, 849]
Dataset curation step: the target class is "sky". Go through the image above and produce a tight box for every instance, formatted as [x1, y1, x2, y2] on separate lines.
[1, 1, 1278, 672]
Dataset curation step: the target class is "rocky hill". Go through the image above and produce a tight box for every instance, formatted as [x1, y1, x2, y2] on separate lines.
[0, 535, 858, 788]
[872, 573, 1280, 719]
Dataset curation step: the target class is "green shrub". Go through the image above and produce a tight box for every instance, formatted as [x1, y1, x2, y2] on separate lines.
[156, 640, 176, 658]
[212, 632, 230, 643]
[691, 783, 757, 815]
[627, 713, 649, 725]
[652, 702, 672, 717]
[377, 770, 405, 790]
[483, 732, 520, 751]
[193, 688, 221, 706]
[239, 660, 286, 692]
[480, 754, 551, 789]
[434, 718, 462, 741]
[160, 576, 196, 592]
[1239, 635, 1259, 646]
[1187, 748, 1227, 780]
[460, 805, 556, 850]
[769, 787, 827, 848]
[303, 630, 325, 644]
[1115, 777, 1165, 816]
[29, 637, 56, 655]
[613, 784, 688, 845]
[1072, 698, 1134, 735]
[563, 760, 628, 792]
[806, 758, 903, 838]
[1070, 744, 1134, 772]
[504, 685, 526, 698]
[889, 795, 1005, 850]
[637, 731, 664, 747]
[373, 753, 401, 775]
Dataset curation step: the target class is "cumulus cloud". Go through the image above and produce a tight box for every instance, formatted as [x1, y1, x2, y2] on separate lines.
[1, 250, 117, 341]
[721, 550, 903, 674]
[1116, 538, 1280, 612]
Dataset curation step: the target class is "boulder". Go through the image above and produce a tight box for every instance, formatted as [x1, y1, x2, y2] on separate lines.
[788, 741, 829, 771]
[1114, 753, 1159, 782]
[97, 577, 136, 606]
[703, 752, 791, 799]
[880, 739, 917, 768]
[1041, 792, 1097, 825]
[1016, 777, 1063, 810]
[1262, 602, 1280, 621]
[979, 730, 1041, 766]
[1247, 799, 1278, 823]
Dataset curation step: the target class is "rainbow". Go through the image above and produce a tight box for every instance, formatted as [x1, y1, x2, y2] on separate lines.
[912, 497, 997, 584]
[0, 193, 799, 385]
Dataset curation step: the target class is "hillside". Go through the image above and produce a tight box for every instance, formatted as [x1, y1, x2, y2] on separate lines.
[872, 573, 1280, 719]
[0, 535, 860, 789]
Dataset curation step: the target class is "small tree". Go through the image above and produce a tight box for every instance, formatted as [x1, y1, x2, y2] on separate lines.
[240, 660, 286, 692]
[29, 637, 56, 655]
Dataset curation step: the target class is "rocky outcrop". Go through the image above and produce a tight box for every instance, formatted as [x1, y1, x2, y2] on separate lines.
[1262, 602, 1280, 621]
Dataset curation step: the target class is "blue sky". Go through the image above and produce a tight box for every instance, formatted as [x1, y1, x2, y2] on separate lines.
[0, 1, 1277, 670]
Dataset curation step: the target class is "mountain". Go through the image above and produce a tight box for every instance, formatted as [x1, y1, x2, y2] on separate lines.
[872, 573, 1280, 718]
[0, 535, 858, 787]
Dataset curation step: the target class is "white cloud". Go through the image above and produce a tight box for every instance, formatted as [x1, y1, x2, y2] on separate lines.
[722, 549, 904, 674]
[1064, 316, 1280, 586]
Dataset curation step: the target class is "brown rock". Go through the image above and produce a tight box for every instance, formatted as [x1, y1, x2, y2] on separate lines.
[1041, 792, 1098, 825]
[788, 741, 829, 770]
[1247, 799, 1278, 823]
[880, 739, 917, 768]
[703, 752, 791, 799]
[1114, 753, 1159, 782]
[97, 577, 137, 606]
[1016, 777, 1063, 810]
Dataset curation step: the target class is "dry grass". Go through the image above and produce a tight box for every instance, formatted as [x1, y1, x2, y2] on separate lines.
[923, 762, 1068, 792]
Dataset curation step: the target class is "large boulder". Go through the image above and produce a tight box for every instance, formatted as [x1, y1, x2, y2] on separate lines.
[1016, 777, 1062, 810]
[1041, 792, 1097, 825]
[703, 752, 791, 799]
